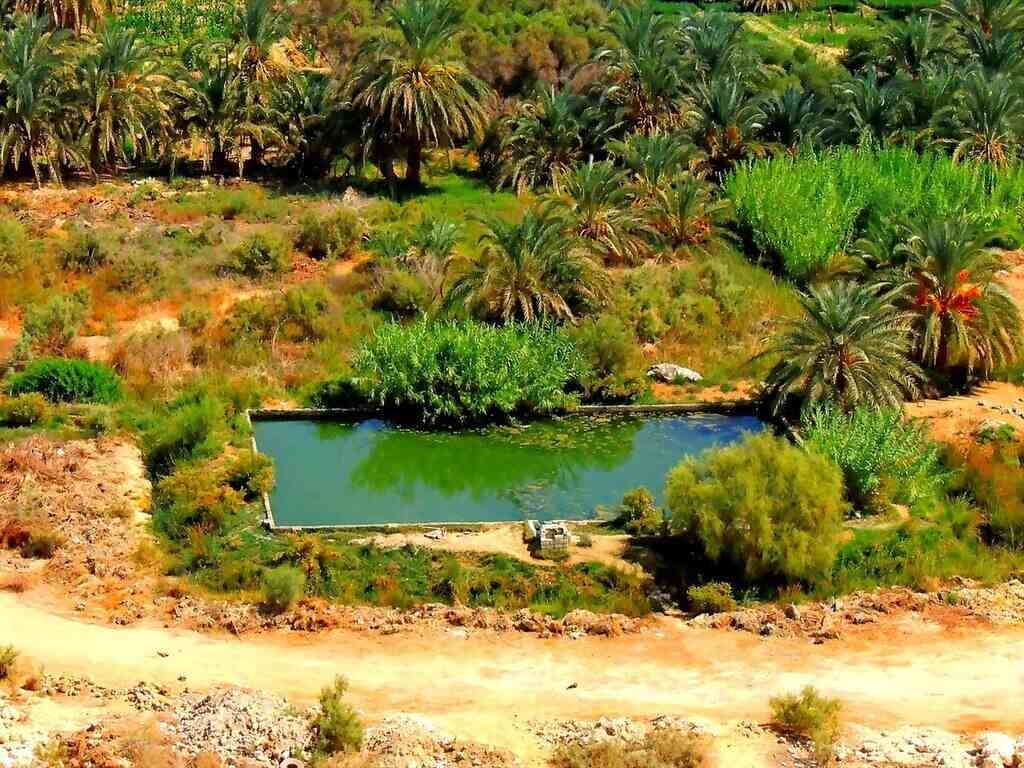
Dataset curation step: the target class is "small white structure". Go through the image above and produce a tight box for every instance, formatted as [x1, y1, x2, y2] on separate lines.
[525, 520, 571, 555]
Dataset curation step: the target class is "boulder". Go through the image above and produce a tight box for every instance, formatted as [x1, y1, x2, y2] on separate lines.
[646, 363, 703, 383]
[976, 733, 1016, 767]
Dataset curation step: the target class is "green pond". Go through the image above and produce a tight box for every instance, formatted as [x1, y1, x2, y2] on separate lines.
[254, 413, 765, 527]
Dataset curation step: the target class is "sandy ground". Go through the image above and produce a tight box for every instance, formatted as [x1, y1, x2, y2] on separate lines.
[905, 381, 1024, 446]
[4, 594, 1024, 764]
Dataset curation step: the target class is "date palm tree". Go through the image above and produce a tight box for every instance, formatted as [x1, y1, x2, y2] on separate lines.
[936, 0, 1024, 37]
[883, 15, 950, 78]
[679, 10, 745, 80]
[759, 86, 824, 151]
[894, 216, 1021, 374]
[688, 75, 765, 179]
[609, 131, 696, 201]
[0, 14, 80, 185]
[16, 0, 103, 32]
[444, 207, 609, 323]
[348, 0, 493, 188]
[760, 281, 922, 414]
[551, 160, 653, 266]
[962, 27, 1024, 75]
[77, 25, 166, 173]
[499, 85, 585, 194]
[649, 177, 732, 260]
[938, 72, 1023, 167]
[832, 68, 910, 144]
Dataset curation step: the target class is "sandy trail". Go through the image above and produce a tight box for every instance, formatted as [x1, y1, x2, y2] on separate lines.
[5, 594, 1024, 760]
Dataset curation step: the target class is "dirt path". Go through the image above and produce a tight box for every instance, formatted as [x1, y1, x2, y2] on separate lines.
[5, 594, 1024, 763]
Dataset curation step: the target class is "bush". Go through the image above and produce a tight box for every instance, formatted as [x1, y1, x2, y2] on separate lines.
[353, 320, 587, 426]
[0, 393, 48, 426]
[223, 232, 290, 279]
[60, 229, 108, 271]
[0, 220, 29, 275]
[312, 676, 364, 757]
[686, 582, 736, 614]
[7, 358, 122, 404]
[153, 461, 245, 540]
[770, 686, 841, 766]
[143, 396, 225, 477]
[20, 529, 62, 559]
[178, 303, 213, 334]
[295, 210, 363, 260]
[308, 376, 367, 409]
[371, 269, 429, 318]
[727, 148, 1024, 280]
[569, 315, 647, 403]
[616, 487, 664, 536]
[953, 441, 1024, 549]
[666, 433, 847, 585]
[551, 729, 706, 768]
[261, 565, 306, 613]
[10, 290, 89, 360]
[0, 646, 16, 680]
[805, 407, 946, 509]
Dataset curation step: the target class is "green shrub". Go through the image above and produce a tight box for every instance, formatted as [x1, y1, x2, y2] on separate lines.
[616, 487, 664, 536]
[10, 290, 89, 360]
[353, 320, 587, 426]
[60, 229, 108, 271]
[569, 315, 647, 403]
[109, 252, 162, 291]
[770, 686, 841, 766]
[20, 529, 62, 559]
[0, 646, 16, 680]
[686, 582, 736, 614]
[261, 565, 305, 614]
[666, 433, 847, 585]
[551, 729, 706, 768]
[952, 441, 1024, 549]
[295, 209, 363, 259]
[7, 359, 122, 404]
[0, 393, 48, 426]
[223, 232, 290, 279]
[312, 676, 364, 756]
[308, 376, 367, 408]
[178, 303, 213, 334]
[727, 148, 1024, 280]
[152, 455, 255, 540]
[805, 407, 946, 508]
[143, 397, 225, 477]
[371, 269, 429, 318]
[0, 220, 29, 275]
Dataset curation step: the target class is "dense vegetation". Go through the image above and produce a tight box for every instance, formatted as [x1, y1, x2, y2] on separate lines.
[1, 0, 1024, 620]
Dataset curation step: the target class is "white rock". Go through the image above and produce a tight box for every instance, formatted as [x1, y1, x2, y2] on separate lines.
[976, 733, 1016, 766]
[646, 363, 702, 383]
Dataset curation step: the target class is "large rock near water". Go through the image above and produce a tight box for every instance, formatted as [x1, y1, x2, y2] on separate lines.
[647, 363, 703, 383]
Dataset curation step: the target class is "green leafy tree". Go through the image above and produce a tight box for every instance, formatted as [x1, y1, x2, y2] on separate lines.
[760, 281, 923, 414]
[348, 0, 493, 187]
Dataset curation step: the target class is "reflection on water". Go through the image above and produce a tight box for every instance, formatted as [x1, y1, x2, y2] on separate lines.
[255, 413, 764, 527]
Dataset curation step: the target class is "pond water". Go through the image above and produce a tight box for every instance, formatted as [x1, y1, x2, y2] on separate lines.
[254, 413, 765, 527]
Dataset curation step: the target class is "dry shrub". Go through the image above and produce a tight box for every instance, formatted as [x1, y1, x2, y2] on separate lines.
[118, 719, 183, 768]
[0, 572, 33, 593]
[110, 330, 193, 395]
[552, 730, 707, 768]
[771, 686, 841, 766]
[12, 655, 43, 691]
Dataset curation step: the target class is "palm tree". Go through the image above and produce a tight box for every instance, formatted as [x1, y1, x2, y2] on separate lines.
[649, 177, 731, 260]
[936, 0, 1024, 37]
[883, 16, 950, 78]
[962, 27, 1024, 75]
[596, 5, 686, 135]
[552, 160, 652, 265]
[348, 0, 493, 188]
[16, 0, 103, 32]
[609, 131, 696, 200]
[679, 10, 745, 80]
[0, 14, 80, 185]
[688, 75, 765, 179]
[938, 72, 1023, 166]
[499, 85, 585, 194]
[77, 25, 166, 173]
[444, 208, 609, 323]
[832, 68, 910, 144]
[760, 281, 923, 414]
[739, 0, 811, 13]
[759, 86, 824, 151]
[894, 216, 1021, 374]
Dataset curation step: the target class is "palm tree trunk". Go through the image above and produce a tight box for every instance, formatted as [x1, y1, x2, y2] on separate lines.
[406, 140, 423, 187]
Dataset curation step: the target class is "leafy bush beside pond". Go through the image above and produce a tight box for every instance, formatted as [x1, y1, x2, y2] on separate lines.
[352, 320, 587, 426]
[7, 358, 122, 404]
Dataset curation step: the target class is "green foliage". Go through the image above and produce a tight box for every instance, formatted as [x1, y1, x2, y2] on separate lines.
[261, 565, 306, 613]
[11, 290, 90, 361]
[0, 646, 16, 680]
[686, 581, 736, 613]
[60, 228, 108, 271]
[616, 487, 664, 536]
[805, 406, 946, 508]
[666, 433, 847, 585]
[371, 269, 429, 318]
[770, 686, 841, 766]
[178, 303, 213, 334]
[295, 210, 364, 260]
[0, 220, 29, 275]
[142, 396, 226, 477]
[0, 393, 49, 426]
[568, 315, 647, 403]
[308, 376, 367, 409]
[727, 149, 1024, 280]
[312, 676, 364, 757]
[7, 358, 122, 404]
[353, 320, 587, 425]
[222, 232, 290, 279]
[551, 729, 707, 768]
[951, 441, 1024, 550]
